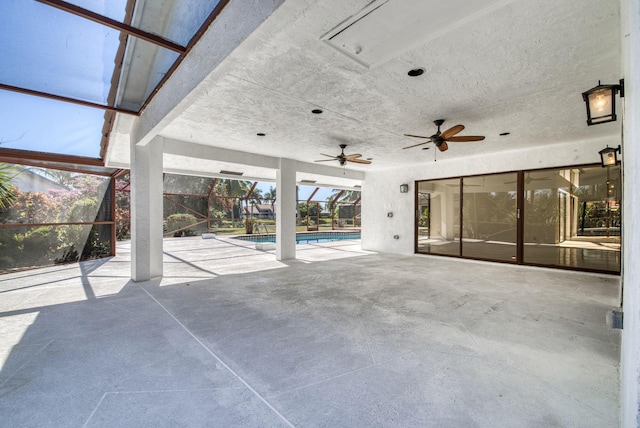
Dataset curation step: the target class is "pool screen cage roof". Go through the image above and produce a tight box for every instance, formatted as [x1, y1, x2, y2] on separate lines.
[0, 0, 229, 176]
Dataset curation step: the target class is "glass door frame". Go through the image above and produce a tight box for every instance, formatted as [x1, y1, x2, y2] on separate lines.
[414, 164, 620, 275]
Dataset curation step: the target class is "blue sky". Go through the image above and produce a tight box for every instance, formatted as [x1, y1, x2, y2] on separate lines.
[0, 0, 123, 158]
[254, 183, 335, 202]
[0, 91, 106, 158]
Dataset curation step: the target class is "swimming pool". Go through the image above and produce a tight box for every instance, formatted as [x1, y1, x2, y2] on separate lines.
[234, 231, 361, 244]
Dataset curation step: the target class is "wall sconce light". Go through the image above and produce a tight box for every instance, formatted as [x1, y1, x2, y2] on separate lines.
[599, 145, 621, 167]
[400, 184, 409, 193]
[582, 79, 624, 126]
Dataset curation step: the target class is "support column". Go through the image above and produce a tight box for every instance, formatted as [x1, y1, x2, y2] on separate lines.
[621, 0, 640, 424]
[131, 136, 164, 281]
[276, 158, 296, 260]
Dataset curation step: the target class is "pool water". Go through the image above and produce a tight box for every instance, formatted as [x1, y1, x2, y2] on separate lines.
[234, 231, 361, 244]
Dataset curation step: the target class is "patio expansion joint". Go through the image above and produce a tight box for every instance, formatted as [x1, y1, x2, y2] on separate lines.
[135, 284, 296, 428]
[268, 349, 416, 399]
[82, 387, 247, 428]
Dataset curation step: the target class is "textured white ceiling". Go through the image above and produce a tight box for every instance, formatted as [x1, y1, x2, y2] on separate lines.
[108, 0, 622, 186]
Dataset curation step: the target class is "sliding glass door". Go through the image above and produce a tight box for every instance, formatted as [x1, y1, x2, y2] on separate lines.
[415, 165, 621, 273]
[522, 166, 620, 272]
[416, 179, 460, 256]
[461, 173, 517, 262]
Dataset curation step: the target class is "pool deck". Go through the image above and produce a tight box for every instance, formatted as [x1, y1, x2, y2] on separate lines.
[0, 236, 621, 427]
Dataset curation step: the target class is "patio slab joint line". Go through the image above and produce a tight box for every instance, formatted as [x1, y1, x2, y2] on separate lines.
[137, 285, 296, 428]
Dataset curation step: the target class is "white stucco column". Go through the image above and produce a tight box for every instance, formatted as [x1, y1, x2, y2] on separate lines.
[276, 158, 296, 260]
[621, 0, 640, 425]
[130, 136, 164, 281]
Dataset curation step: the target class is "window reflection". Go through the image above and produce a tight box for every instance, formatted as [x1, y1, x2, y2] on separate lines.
[416, 166, 621, 273]
[461, 173, 517, 262]
[523, 166, 620, 272]
[417, 179, 460, 256]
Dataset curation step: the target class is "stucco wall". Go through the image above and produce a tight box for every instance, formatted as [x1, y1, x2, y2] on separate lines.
[361, 137, 616, 255]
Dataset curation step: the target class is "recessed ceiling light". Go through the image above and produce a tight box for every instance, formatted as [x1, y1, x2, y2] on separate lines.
[256, 133, 266, 136]
[311, 109, 323, 114]
[499, 132, 510, 136]
[408, 68, 425, 77]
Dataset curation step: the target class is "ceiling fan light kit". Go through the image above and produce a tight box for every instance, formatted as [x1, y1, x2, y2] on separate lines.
[314, 143, 372, 167]
[403, 119, 485, 152]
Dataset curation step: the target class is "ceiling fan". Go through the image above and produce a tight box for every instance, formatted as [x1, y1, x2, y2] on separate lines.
[505, 175, 551, 185]
[315, 144, 371, 166]
[403, 119, 485, 152]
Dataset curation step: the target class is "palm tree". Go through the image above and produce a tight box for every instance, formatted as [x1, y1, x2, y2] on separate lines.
[0, 163, 17, 210]
[263, 186, 276, 205]
[248, 186, 263, 206]
[327, 189, 361, 227]
[221, 179, 252, 225]
[326, 189, 359, 209]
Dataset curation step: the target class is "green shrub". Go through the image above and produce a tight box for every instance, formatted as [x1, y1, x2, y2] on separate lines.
[15, 226, 59, 267]
[166, 213, 198, 237]
[209, 210, 225, 227]
[69, 197, 98, 222]
[0, 255, 15, 270]
[81, 226, 111, 259]
[56, 246, 79, 264]
[245, 217, 258, 234]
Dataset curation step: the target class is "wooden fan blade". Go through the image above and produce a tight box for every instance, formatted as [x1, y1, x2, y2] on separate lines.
[404, 133, 432, 139]
[438, 141, 449, 152]
[348, 158, 371, 164]
[403, 141, 430, 149]
[440, 124, 464, 139]
[319, 153, 337, 158]
[315, 158, 337, 162]
[345, 153, 363, 159]
[446, 135, 485, 142]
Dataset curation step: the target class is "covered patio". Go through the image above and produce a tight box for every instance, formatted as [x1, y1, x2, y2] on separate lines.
[2, 0, 639, 424]
[0, 238, 620, 426]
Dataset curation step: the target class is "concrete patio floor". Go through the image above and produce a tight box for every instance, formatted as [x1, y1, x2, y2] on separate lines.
[0, 236, 621, 427]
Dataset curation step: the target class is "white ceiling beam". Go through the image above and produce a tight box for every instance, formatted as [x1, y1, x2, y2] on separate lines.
[162, 138, 365, 181]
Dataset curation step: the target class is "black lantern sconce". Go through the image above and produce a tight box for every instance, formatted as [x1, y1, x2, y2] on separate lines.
[400, 184, 409, 193]
[599, 145, 621, 167]
[582, 79, 624, 126]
